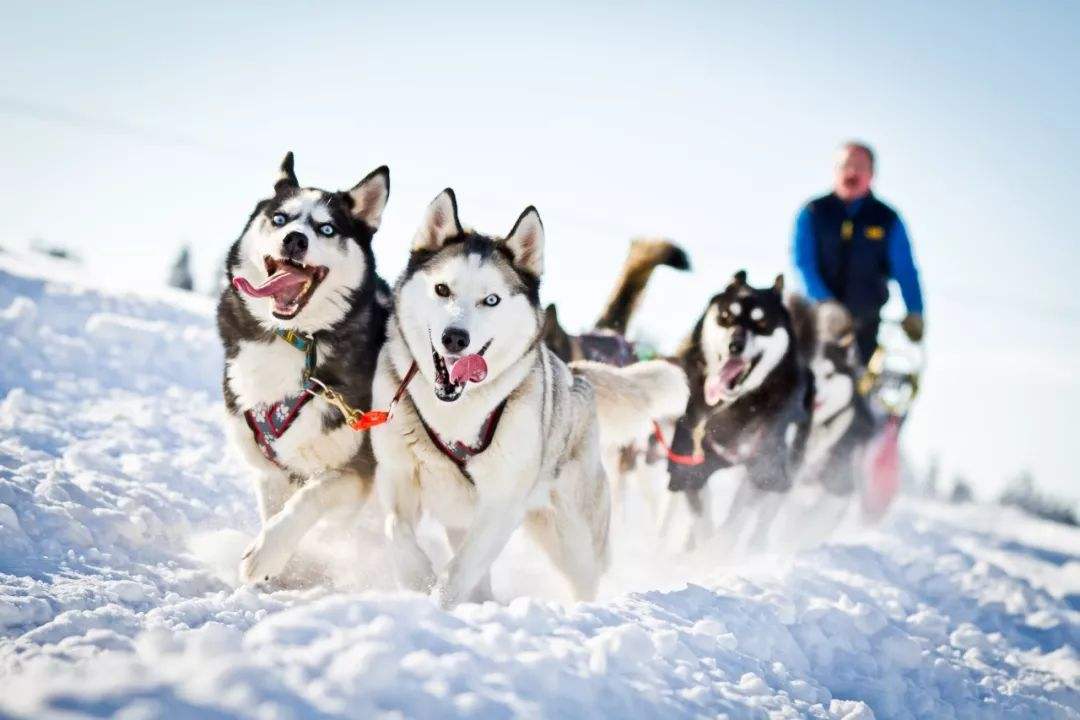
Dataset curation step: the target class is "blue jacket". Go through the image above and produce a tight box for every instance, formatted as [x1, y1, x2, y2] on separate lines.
[793, 192, 924, 317]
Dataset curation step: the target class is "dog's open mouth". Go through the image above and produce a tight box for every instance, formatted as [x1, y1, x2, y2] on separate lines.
[232, 256, 329, 320]
[703, 354, 760, 406]
[431, 340, 492, 403]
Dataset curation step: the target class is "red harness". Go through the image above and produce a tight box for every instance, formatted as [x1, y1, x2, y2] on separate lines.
[651, 421, 705, 466]
[244, 388, 315, 468]
[651, 421, 765, 467]
[419, 399, 508, 482]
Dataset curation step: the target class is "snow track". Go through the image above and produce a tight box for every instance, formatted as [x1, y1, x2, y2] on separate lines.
[0, 254, 1077, 719]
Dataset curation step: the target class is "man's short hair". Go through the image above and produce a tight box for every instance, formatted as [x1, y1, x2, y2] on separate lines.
[840, 141, 875, 171]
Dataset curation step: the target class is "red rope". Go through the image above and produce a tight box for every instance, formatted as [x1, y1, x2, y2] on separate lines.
[651, 420, 704, 466]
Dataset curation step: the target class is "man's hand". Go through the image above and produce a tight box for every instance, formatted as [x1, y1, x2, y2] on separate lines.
[901, 313, 924, 342]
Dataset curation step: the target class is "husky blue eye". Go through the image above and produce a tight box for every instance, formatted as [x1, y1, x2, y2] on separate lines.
[271, 213, 287, 226]
[435, 283, 451, 298]
[318, 223, 334, 236]
[483, 294, 500, 307]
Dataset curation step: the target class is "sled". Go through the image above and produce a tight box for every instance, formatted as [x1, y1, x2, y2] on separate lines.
[858, 321, 923, 520]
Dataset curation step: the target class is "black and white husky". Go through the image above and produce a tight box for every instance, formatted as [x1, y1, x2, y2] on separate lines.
[371, 189, 688, 607]
[784, 300, 876, 546]
[217, 152, 390, 583]
[662, 271, 813, 550]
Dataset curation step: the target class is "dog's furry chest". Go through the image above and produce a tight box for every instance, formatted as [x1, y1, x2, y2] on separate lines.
[226, 340, 363, 475]
[401, 373, 554, 528]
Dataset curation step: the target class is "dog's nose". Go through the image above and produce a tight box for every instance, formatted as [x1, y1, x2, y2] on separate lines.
[441, 327, 470, 354]
[281, 231, 308, 259]
[729, 329, 746, 355]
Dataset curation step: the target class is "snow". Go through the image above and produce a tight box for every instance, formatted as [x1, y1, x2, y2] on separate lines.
[0, 251, 1077, 719]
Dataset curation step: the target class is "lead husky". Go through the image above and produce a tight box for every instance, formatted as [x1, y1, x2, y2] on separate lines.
[371, 189, 688, 607]
[217, 152, 390, 583]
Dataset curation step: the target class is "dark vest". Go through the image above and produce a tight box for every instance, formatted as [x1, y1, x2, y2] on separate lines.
[808, 192, 897, 319]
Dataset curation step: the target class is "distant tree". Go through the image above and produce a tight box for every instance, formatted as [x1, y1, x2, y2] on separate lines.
[168, 246, 195, 291]
[1000, 471, 1078, 526]
[949, 476, 973, 504]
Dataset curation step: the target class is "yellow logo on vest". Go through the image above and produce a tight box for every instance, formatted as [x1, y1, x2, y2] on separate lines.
[841, 220, 854, 240]
[864, 225, 886, 240]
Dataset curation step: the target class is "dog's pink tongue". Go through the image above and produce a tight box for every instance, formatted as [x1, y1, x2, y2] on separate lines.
[450, 354, 488, 385]
[719, 358, 747, 387]
[704, 358, 748, 406]
[703, 375, 725, 406]
[232, 269, 306, 299]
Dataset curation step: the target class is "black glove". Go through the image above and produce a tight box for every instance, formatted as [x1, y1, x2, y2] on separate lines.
[901, 313, 924, 342]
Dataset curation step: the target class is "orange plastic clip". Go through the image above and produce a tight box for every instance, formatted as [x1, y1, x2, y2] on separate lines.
[350, 410, 390, 431]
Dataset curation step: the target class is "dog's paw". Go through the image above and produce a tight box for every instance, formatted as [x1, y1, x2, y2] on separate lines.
[238, 532, 291, 584]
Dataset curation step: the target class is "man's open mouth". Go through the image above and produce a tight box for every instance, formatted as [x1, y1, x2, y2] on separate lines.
[703, 354, 761, 406]
[232, 256, 329, 320]
[430, 340, 492, 403]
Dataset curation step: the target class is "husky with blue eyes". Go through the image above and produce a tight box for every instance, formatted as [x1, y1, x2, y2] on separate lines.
[217, 152, 390, 584]
[371, 189, 689, 608]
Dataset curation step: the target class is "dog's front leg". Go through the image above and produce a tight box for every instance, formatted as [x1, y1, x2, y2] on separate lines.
[253, 470, 293, 522]
[376, 449, 436, 593]
[240, 468, 370, 583]
[384, 493, 435, 594]
[433, 492, 529, 609]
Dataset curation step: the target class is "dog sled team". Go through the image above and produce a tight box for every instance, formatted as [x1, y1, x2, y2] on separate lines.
[218, 142, 925, 608]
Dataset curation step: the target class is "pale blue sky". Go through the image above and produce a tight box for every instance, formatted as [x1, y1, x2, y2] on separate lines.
[2, 1, 1078, 501]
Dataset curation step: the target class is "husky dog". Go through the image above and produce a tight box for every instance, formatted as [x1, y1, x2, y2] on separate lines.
[800, 302, 876, 495]
[217, 152, 390, 583]
[662, 271, 813, 550]
[371, 189, 688, 608]
[784, 301, 876, 545]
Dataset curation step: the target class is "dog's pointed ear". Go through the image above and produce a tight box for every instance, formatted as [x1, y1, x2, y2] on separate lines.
[772, 273, 785, 295]
[275, 151, 298, 192]
[728, 269, 747, 290]
[504, 206, 544, 277]
[412, 189, 461, 252]
[347, 166, 390, 231]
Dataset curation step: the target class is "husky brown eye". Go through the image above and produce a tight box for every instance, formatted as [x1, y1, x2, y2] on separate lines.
[434, 283, 451, 298]
[482, 293, 500, 307]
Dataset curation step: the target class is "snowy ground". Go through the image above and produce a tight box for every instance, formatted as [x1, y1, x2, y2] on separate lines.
[0, 252, 1077, 719]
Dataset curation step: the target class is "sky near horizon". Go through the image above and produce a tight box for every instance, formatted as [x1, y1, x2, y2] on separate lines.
[2, 1, 1078, 502]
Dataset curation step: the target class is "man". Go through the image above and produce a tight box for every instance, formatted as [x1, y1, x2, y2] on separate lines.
[793, 142, 925, 362]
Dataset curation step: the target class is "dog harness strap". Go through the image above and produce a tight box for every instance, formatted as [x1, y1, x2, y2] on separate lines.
[419, 399, 508, 476]
[243, 383, 316, 467]
[243, 329, 318, 465]
[651, 421, 705, 466]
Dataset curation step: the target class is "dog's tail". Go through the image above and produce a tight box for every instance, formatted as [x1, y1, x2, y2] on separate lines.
[571, 359, 689, 448]
[594, 237, 690, 335]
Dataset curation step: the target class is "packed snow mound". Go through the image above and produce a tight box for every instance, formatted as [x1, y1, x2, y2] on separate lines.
[0, 253, 1077, 719]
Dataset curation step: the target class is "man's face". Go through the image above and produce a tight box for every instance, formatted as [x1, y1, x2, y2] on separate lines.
[833, 146, 873, 201]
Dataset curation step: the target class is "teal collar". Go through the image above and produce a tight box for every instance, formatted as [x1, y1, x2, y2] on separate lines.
[274, 328, 317, 378]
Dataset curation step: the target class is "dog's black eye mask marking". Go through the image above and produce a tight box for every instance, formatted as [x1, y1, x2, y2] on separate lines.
[261, 189, 375, 249]
[406, 233, 541, 307]
[712, 291, 781, 335]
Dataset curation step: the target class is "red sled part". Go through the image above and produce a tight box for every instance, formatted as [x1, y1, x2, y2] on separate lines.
[862, 416, 902, 521]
